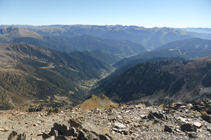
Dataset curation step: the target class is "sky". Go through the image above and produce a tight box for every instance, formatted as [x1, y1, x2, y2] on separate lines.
[0, 0, 211, 28]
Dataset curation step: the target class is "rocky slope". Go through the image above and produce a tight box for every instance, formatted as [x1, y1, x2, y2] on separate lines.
[93, 55, 211, 105]
[1, 99, 211, 139]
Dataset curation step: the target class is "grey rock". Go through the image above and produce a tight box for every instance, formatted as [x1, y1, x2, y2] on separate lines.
[66, 127, 78, 137]
[207, 128, 211, 133]
[53, 123, 68, 135]
[179, 105, 186, 109]
[164, 125, 172, 132]
[99, 134, 110, 140]
[78, 130, 89, 140]
[112, 128, 118, 131]
[42, 133, 51, 139]
[147, 112, 155, 120]
[153, 119, 160, 124]
[69, 119, 82, 129]
[140, 114, 146, 119]
[181, 123, 197, 132]
[187, 132, 198, 138]
[8, 131, 18, 140]
[55, 135, 69, 140]
[49, 128, 59, 137]
[46, 136, 55, 140]
[201, 115, 211, 123]
[192, 121, 202, 128]
[148, 111, 166, 120]
[114, 122, 126, 129]
[134, 122, 141, 127]
[7, 132, 26, 140]
[17, 133, 26, 140]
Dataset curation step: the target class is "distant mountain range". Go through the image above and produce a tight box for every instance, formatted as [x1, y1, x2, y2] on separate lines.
[180, 28, 211, 34]
[1, 25, 211, 50]
[156, 38, 211, 51]
[92, 55, 211, 105]
[0, 27, 147, 56]
[66, 35, 147, 55]
[113, 38, 211, 68]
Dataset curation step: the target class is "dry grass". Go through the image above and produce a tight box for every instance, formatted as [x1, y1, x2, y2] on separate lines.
[200, 110, 208, 116]
[76, 94, 119, 110]
[68, 90, 74, 94]
[54, 95, 73, 104]
[40, 63, 55, 69]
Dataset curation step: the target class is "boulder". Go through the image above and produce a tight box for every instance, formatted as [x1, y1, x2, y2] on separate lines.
[8, 131, 26, 140]
[78, 130, 89, 140]
[99, 134, 111, 140]
[51, 123, 68, 135]
[8, 131, 18, 140]
[114, 122, 126, 129]
[42, 133, 51, 139]
[69, 119, 82, 129]
[66, 127, 78, 137]
[187, 132, 198, 138]
[201, 115, 211, 123]
[164, 125, 172, 132]
[148, 111, 167, 120]
[181, 123, 197, 132]
[192, 122, 202, 128]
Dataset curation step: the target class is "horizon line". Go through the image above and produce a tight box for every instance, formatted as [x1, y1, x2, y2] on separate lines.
[0, 24, 211, 29]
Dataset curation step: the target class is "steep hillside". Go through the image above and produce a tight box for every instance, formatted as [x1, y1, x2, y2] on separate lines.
[89, 50, 119, 65]
[92, 55, 211, 105]
[141, 28, 191, 50]
[111, 57, 185, 76]
[69, 51, 110, 72]
[67, 35, 147, 56]
[114, 44, 211, 68]
[156, 38, 211, 50]
[0, 43, 111, 110]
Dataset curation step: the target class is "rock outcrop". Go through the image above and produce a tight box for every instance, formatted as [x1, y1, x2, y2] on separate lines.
[1, 99, 211, 139]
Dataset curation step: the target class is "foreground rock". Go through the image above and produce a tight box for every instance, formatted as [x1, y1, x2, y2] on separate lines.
[1, 99, 211, 139]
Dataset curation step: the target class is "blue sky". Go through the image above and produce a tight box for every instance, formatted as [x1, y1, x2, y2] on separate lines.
[0, 0, 211, 28]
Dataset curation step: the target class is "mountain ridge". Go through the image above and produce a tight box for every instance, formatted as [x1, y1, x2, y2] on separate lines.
[92, 55, 211, 105]
[0, 42, 114, 110]
[0, 27, 147, 56]
[2, 25, 210, 50]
